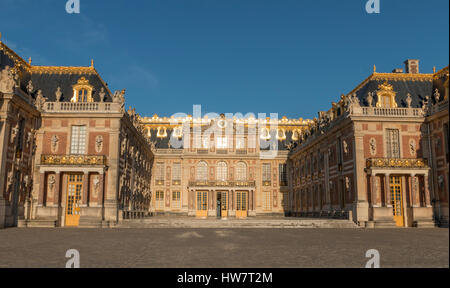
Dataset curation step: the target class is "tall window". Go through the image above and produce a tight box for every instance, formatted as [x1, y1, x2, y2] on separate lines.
[156, 163, 165, 181]
[279, 164, 287, 185]
[263, 191, 271, 211]
[236, 162, 247, 181]
[262, 163, 271, 182]
[196, 161, 208, 181]
[172, 191, 181, 209]
[216, 136, 228, 149]
[236, 137, 246, 149]
[70, 126, 86, 154]
[172, 163, 181, 181]
[77, 89, 88, 102]
[386, 129, 400, 158]
[155, 191, 164, 210]
[216, 162, 228, 181]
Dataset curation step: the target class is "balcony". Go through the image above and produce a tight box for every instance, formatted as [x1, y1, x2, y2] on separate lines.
[366, 158, 428, 169]
[41, 155, 107, 166]
[262, 180, 271, 186]
[155, 180, 165, 186]
[236, 149, 247, 155]
[357, 107, 424, 118]
[188, 180, 256, 187]
[43, 102, 121, 113]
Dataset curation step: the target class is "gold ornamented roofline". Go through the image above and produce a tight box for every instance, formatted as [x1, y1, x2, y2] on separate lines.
[433, 66, 449, 79]
[1, 38, 113, 98]
[0, 40, 31, 70]
[30, 65, 97, 75]
[347, 72, 434, 97]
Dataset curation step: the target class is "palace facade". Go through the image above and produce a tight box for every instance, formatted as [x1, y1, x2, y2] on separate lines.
[1, 36, 153, 228]
[0, 36, 448, 228]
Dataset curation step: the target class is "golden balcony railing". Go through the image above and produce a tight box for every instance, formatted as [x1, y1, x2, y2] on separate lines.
[41, 155, 107, 166]
[188, 180, 256, 187]
[262, 180, 272, 186]
[155, 180, 165, 186]
[366, 158, 428, 169]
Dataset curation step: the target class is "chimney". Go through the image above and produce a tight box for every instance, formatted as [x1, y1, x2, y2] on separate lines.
[392, 68, 404, 73]
[404, 59, 419, 74]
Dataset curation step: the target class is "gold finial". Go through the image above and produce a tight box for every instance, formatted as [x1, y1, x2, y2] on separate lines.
[28, 57, 32, 65]
[0, 32, 2, 41]
[433, 66, 436, 73]
[91, 59, 94, 68]
[373, 65, 376, 73]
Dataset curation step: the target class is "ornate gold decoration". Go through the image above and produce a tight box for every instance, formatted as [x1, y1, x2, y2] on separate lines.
[366, 158, 427, 169]
[71, 77, 94, 103]
[376, 81, 398, 108]
[41, 155, 107, 166]
[188, 180, 256, 187]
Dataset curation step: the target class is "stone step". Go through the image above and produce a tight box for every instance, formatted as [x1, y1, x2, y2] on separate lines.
[116, 218, 358, 229]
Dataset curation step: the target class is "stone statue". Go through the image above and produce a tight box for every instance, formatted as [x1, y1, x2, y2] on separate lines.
[434, 88, 441, 103]
[406, 93, 412, 108]
[0, 66, 16, 93]
[95, 135, 103, 153]
[366, 92, 373, 107]
[34, 90, 47, 112]
[26, 80, 34, 95]
[55, 87, 62, 102]
[99, 87, 106, 103]
[50, 135, 59, 153]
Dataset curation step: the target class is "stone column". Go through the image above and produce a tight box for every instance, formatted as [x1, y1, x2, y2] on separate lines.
[385, 174, 392, 207]
[82, 171, 89, 206]
[38, 172, 45, 205]
[424, 174, 431, 207]
[98, 172, 104, 206]
[54, 172, 61, 206]
[370, 174, 378, 207]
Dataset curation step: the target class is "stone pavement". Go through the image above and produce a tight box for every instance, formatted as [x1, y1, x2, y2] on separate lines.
[0, 228, 448, 268]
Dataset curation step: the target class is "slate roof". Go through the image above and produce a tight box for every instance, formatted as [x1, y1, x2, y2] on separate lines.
[29, 69, 113, 102]
[350, 73, 434, 108]
[1, 40, 113, 102]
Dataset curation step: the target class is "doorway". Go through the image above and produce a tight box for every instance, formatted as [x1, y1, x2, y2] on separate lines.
[217, 191, 228, 218]
[65, 174, 83, 227]
[390, 176, 404, 227]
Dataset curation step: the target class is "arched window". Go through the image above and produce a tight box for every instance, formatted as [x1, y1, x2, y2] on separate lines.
[71, 77, 94, 103]
[236, 162, 247, 181]
[196, 161, 208, 181]
[216, 162, 228, 181]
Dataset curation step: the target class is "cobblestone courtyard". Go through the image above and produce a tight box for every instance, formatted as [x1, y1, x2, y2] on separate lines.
[0, 228, 448, 268]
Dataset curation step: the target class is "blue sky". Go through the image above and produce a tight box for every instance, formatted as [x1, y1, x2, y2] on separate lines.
[0, 0, 448, 119]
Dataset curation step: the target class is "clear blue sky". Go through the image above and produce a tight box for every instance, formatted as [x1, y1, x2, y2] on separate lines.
[1, 0, 448, 119]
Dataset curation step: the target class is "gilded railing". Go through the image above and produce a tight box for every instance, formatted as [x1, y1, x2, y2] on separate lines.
[188, 180, 256, 187]
[41, 155, 107, 165]
[366, 158, 428, 169]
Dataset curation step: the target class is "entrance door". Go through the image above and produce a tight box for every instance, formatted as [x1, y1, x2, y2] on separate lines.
[236, 191, 248, 218]
[196, 191, 208, 218]
[217, 192, 228, 218]
[65, 174, 83, 227]
[390, 176, 404, 227]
